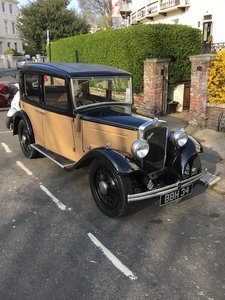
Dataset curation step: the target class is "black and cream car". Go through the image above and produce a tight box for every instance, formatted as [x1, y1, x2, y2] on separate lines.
[10, 62, 206, 217]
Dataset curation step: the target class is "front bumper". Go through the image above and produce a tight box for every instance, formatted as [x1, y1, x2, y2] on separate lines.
[127, 169, 207, 202]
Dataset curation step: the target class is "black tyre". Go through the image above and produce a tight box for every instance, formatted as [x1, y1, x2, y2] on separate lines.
[5, 116, 12, 130]
[89, 159, 131, 217]
[18, 120, 37, 158]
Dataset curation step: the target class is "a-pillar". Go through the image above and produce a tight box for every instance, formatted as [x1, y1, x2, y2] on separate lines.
[143, 58, 170, 116]
[189, 54, 216, 127]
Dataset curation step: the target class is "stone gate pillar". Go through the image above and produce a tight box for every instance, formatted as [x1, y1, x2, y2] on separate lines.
[143, 58, 170, 116]
[189, 54, 216, 127]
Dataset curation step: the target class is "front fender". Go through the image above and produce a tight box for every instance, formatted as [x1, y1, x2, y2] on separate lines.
[168, 138, 202, 176]
[13, 110, 34, 138]
[75, 148, 137, 174]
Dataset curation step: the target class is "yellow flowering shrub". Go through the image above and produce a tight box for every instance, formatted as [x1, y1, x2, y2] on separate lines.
[208, 49, 225, 104]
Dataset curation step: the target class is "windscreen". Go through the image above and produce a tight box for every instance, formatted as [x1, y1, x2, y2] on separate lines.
[72, 77, 132, 108]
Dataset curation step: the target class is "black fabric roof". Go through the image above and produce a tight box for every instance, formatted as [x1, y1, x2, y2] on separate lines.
[21, 62, 131, 78]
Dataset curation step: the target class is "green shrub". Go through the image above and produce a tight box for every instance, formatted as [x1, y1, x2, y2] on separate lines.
[208, 49, 225, 105]
[50, 24, 202, 94]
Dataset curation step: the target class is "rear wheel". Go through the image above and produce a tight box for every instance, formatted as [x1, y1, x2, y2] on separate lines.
[18, 120, 37, 158]
[89, 159, 131, 217]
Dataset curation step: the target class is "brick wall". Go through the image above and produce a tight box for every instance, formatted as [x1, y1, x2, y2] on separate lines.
[207, 106, 225, 131]
[189, 54, 216, 127]
[134, 58, 170, 116]
[133, 54, 224, 132]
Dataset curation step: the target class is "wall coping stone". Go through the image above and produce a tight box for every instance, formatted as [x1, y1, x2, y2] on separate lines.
[207, 103, 225, 108]
[145, 58, 171, 63]
[189, 54, 216, 62]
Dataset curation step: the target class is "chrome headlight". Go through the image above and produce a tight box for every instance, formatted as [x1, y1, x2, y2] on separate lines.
[173, 128, 188, 148]
[132, 139, 149, 158]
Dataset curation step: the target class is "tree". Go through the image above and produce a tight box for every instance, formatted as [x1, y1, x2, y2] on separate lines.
[77, 0, 113, 29]
[17, 0, 89, 55]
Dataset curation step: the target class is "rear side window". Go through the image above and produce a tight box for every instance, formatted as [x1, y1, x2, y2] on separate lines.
[44, 76, 68, 110]
[24, 73, 39, 103]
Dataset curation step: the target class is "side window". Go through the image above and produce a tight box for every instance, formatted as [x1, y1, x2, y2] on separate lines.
[24, 74, 40, 103]
[44, 76, 68, 110]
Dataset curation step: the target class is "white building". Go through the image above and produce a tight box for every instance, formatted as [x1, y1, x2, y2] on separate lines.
[121, 0, 224, 46]
[0, 0, 23, 55]
[120, 0, 225, 111]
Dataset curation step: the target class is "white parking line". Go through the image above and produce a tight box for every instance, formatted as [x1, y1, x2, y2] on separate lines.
[88, 232, 137, 281]
[40, 184, 68, 211]
[0, 131, 11, 134]
[1, 142, 12, 153]
[16, 160, 71, 212]
[16, 161, 33, 175]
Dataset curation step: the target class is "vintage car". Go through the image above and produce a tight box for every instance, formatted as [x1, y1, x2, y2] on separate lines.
[11, 62, 206, 217]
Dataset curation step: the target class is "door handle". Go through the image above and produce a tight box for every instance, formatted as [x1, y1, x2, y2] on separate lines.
[35, 108, 45, 115]
[39, 109, 45, 115]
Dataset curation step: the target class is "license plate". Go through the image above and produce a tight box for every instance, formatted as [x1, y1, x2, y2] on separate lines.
[160, 184, 193, 206]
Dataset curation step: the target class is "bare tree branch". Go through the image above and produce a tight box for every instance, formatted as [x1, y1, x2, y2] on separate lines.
[78, 0, 113, 28]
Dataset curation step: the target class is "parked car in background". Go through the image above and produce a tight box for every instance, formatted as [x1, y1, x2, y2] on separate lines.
[16, 57, 33, 69]
[0, 83, 9, 108]
[5, 83, 20, 130]
[10, 62, 206, 217]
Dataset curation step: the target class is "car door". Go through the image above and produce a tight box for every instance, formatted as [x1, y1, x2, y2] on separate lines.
[41, 75, 76, 161]
[21, 73, 44, 146]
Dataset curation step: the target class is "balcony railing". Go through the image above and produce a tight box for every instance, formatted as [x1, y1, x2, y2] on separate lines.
[130, 0, 190, 24]
[203, 42, 225, 54]
[131, 1, 158, 24]
[161, 0, 190, 11]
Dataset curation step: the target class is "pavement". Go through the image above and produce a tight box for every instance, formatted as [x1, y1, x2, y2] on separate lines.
[1, 74, 225, 197]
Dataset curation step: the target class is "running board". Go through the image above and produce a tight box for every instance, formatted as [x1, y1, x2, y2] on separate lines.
[31, 144, 76, 169]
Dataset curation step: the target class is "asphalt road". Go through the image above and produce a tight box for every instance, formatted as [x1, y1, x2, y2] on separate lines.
[0, 109, 225, 300]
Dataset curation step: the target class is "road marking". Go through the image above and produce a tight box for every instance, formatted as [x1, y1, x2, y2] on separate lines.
[40, 184, 67, 211]
[16, 160, 71, 212]
[0, 131, 11, 134]
[16, 161, 33, 175]
[87, 232, 137, 281]
[1, 142, 12, 153]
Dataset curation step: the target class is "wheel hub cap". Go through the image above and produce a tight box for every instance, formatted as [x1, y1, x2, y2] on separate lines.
[99, 181, 108, 195]
[22, 135, 27, 143]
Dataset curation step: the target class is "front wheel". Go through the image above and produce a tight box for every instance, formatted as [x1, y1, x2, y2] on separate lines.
[89, 159, 131, 217]
[18, 120, 37, 158]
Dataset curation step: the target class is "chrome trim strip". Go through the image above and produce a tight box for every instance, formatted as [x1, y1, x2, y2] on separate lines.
[138, 118, 167, 139]
[127, 169, 207, 202]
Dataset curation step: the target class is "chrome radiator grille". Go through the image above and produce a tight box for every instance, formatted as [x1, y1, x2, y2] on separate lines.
[142, 126, 168, 173]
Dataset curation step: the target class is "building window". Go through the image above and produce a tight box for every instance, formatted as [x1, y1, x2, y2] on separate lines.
[203, 21, 212, 42]
[9, 3, 13, 14]
[2, 2, 5, 12]
[4, 20, 8, 33]
[14, 42, 17, 51]
[203, 15, 213, 43]
[7, 42, 10, 48]
[12, 22, 15, 34]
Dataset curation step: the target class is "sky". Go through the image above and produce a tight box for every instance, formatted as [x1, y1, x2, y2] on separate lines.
[18, 0, 79, 10]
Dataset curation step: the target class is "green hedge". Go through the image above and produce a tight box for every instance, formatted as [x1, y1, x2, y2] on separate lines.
[50, 24, 202, 94]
